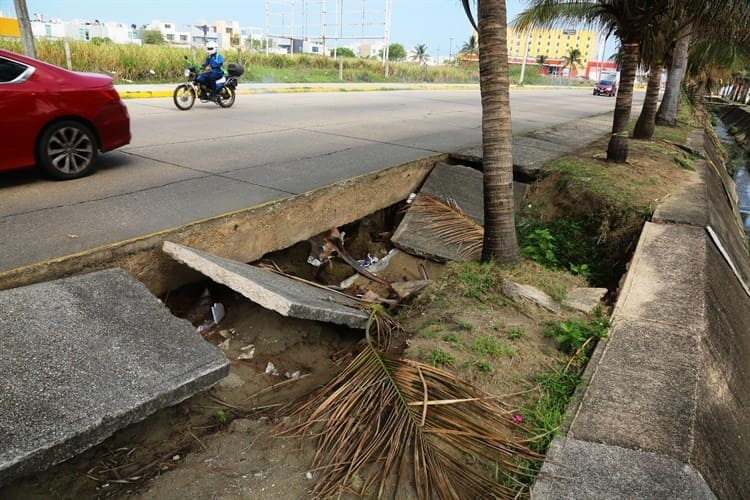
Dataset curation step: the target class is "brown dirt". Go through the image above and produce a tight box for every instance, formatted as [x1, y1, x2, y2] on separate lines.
[0, 134, 697, 499]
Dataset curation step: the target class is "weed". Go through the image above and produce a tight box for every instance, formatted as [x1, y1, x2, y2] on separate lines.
[544, 316, 609, 355]
[525, 368, 581, 453]
[507, 326, 526, 340]
[520, 228, 559, 268]
[467, 360, 493, 372]
[568, 263, 591, 279]
[674, 155, 694, 171]
[427, 349, 455, 367]
[455, 262, 498, 301]
[441, 333, 462, 348]
[457, 321, 475, 331]
[216, 410, 228, 425]
[469, 336, 515, 358]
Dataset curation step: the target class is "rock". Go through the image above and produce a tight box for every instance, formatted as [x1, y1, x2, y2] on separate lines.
[501, 279, 560, 313]
[391, 280, 432, 299]
[563, 287, 608, 314]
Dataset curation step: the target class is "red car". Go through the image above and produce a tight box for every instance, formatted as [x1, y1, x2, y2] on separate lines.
[593, 79, 617, 97]
[0, 49, 131, 180]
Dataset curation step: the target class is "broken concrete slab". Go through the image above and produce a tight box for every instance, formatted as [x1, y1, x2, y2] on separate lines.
[501, 279, 560, 313]
[0, 268, 229, 486]
[391, 162, 527, 262]
[163, 241, 369, 329]
[563, 287, 608, 314]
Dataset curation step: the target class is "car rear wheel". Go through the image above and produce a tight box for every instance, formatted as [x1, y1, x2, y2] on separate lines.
[37, 121, 98, 180]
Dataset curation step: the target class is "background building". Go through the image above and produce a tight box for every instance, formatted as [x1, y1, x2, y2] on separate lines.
[507, 27, 598, 77]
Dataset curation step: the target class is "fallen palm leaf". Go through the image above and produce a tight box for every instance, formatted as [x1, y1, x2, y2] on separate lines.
[276, 313, 541, 499]
[407, 194, 484, 259]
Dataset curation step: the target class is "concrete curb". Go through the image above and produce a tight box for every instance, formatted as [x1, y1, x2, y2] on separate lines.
[116, 83, 596, 99]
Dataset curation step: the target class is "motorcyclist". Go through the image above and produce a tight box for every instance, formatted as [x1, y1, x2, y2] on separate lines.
[196, 41, 224, 96]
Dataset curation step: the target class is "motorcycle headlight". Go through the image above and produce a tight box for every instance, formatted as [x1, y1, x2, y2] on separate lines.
[184, 68, 191, 77]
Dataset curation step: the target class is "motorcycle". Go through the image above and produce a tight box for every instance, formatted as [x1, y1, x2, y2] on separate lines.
[173, 55, 244, 110]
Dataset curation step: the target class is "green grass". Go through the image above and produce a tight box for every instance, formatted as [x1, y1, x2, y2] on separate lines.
[466, 360, 493, 373]
[427, 349, 455, 367]
[507, 326, 526, 340]
[441, 333, 462, 348]
[524, 368, 581, 453]
[469, 336, 515, 359]
[456, 321, 475, 331]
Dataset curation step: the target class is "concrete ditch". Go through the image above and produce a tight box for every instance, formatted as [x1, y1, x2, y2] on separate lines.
[532, 125, 750, 498]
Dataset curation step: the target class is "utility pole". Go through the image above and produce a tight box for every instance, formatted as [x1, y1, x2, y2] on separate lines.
[13, 0, 36, 58]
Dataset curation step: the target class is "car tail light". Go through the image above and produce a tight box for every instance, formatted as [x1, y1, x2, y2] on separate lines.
[100, 88, 122, 101]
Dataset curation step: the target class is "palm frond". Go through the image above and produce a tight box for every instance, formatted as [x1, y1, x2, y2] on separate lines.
[277, 314, 542, 499]
[407, 194, 484, 260]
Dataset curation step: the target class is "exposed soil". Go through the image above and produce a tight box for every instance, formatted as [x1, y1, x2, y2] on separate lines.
[0, 133, 697, 499]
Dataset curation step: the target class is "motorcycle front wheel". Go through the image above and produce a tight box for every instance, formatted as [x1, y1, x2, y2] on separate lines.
[173, 84, 196, 110]
[217, 86, 236, 108]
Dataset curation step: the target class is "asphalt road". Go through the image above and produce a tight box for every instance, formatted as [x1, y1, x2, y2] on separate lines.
[0, 88, 633, 272]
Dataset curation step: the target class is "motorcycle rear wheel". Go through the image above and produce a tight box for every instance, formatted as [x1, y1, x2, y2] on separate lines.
[173, 84, 196, 110]
[217, 87, 236, 108]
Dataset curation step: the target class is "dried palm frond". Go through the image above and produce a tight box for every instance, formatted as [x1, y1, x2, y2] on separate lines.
[407, 194, 484, 259]
[277, 314, 541, 499]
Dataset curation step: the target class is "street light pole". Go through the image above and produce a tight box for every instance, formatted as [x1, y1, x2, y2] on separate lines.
[519, 29, 531, 85]
[449, 37, 453, 61]
[13, 0, 36, 58]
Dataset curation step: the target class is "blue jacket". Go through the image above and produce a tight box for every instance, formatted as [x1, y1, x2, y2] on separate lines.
[203, 53, 224, 78]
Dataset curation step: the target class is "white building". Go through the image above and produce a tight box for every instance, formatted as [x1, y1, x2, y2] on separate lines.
[29, 15, 140, 45]
[148, 20, 191, 46]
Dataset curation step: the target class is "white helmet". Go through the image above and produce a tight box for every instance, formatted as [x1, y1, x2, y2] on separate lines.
[206, 41, 218, 55]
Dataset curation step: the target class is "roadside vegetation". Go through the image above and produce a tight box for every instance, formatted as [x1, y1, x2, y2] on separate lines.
[0, 38, 588, 87]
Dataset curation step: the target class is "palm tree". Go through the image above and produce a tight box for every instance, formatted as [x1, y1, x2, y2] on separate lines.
[561, 47, 582, 78]
[461, 0, 520, 264]
[515, 0, 670, 164]
[461, 34, 479, 55]
[410, 43, 430, 66]
[633, 16, 668, 139]
[656, 1, 750, 126]
[536, 54, 548, 65]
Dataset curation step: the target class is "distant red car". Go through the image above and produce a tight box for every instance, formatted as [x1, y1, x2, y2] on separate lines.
[593, 79, 617, 97]
[0, 49, 130, 179]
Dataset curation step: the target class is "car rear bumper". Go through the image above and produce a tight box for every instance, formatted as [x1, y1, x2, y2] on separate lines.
[95, 100, 131, 151]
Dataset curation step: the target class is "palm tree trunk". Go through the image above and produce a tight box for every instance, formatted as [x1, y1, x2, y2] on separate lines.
[633, 61, 664, 139]
[656, 24, 691, 126]
[477, 0, 519, 264]
[607, 42, 639, 163]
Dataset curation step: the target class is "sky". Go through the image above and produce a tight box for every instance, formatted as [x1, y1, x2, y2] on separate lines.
[2, 0, 527, 58]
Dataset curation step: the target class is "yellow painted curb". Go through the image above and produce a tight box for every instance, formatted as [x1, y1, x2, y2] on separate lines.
[117, 85, 481, 99]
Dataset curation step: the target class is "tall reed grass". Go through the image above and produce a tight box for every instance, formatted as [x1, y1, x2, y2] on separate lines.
[0, 39, 587, 87]
[0, 39, 482, 83]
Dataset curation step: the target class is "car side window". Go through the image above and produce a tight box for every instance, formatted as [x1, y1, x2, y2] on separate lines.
[0, 57, 33, 83]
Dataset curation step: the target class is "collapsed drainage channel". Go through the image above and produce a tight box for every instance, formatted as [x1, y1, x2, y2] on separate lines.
[1, 150, 634, 498]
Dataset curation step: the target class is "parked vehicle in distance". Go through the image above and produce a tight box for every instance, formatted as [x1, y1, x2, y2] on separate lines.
[593, 79, 617, 97]
[0, 49, 131, 180]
